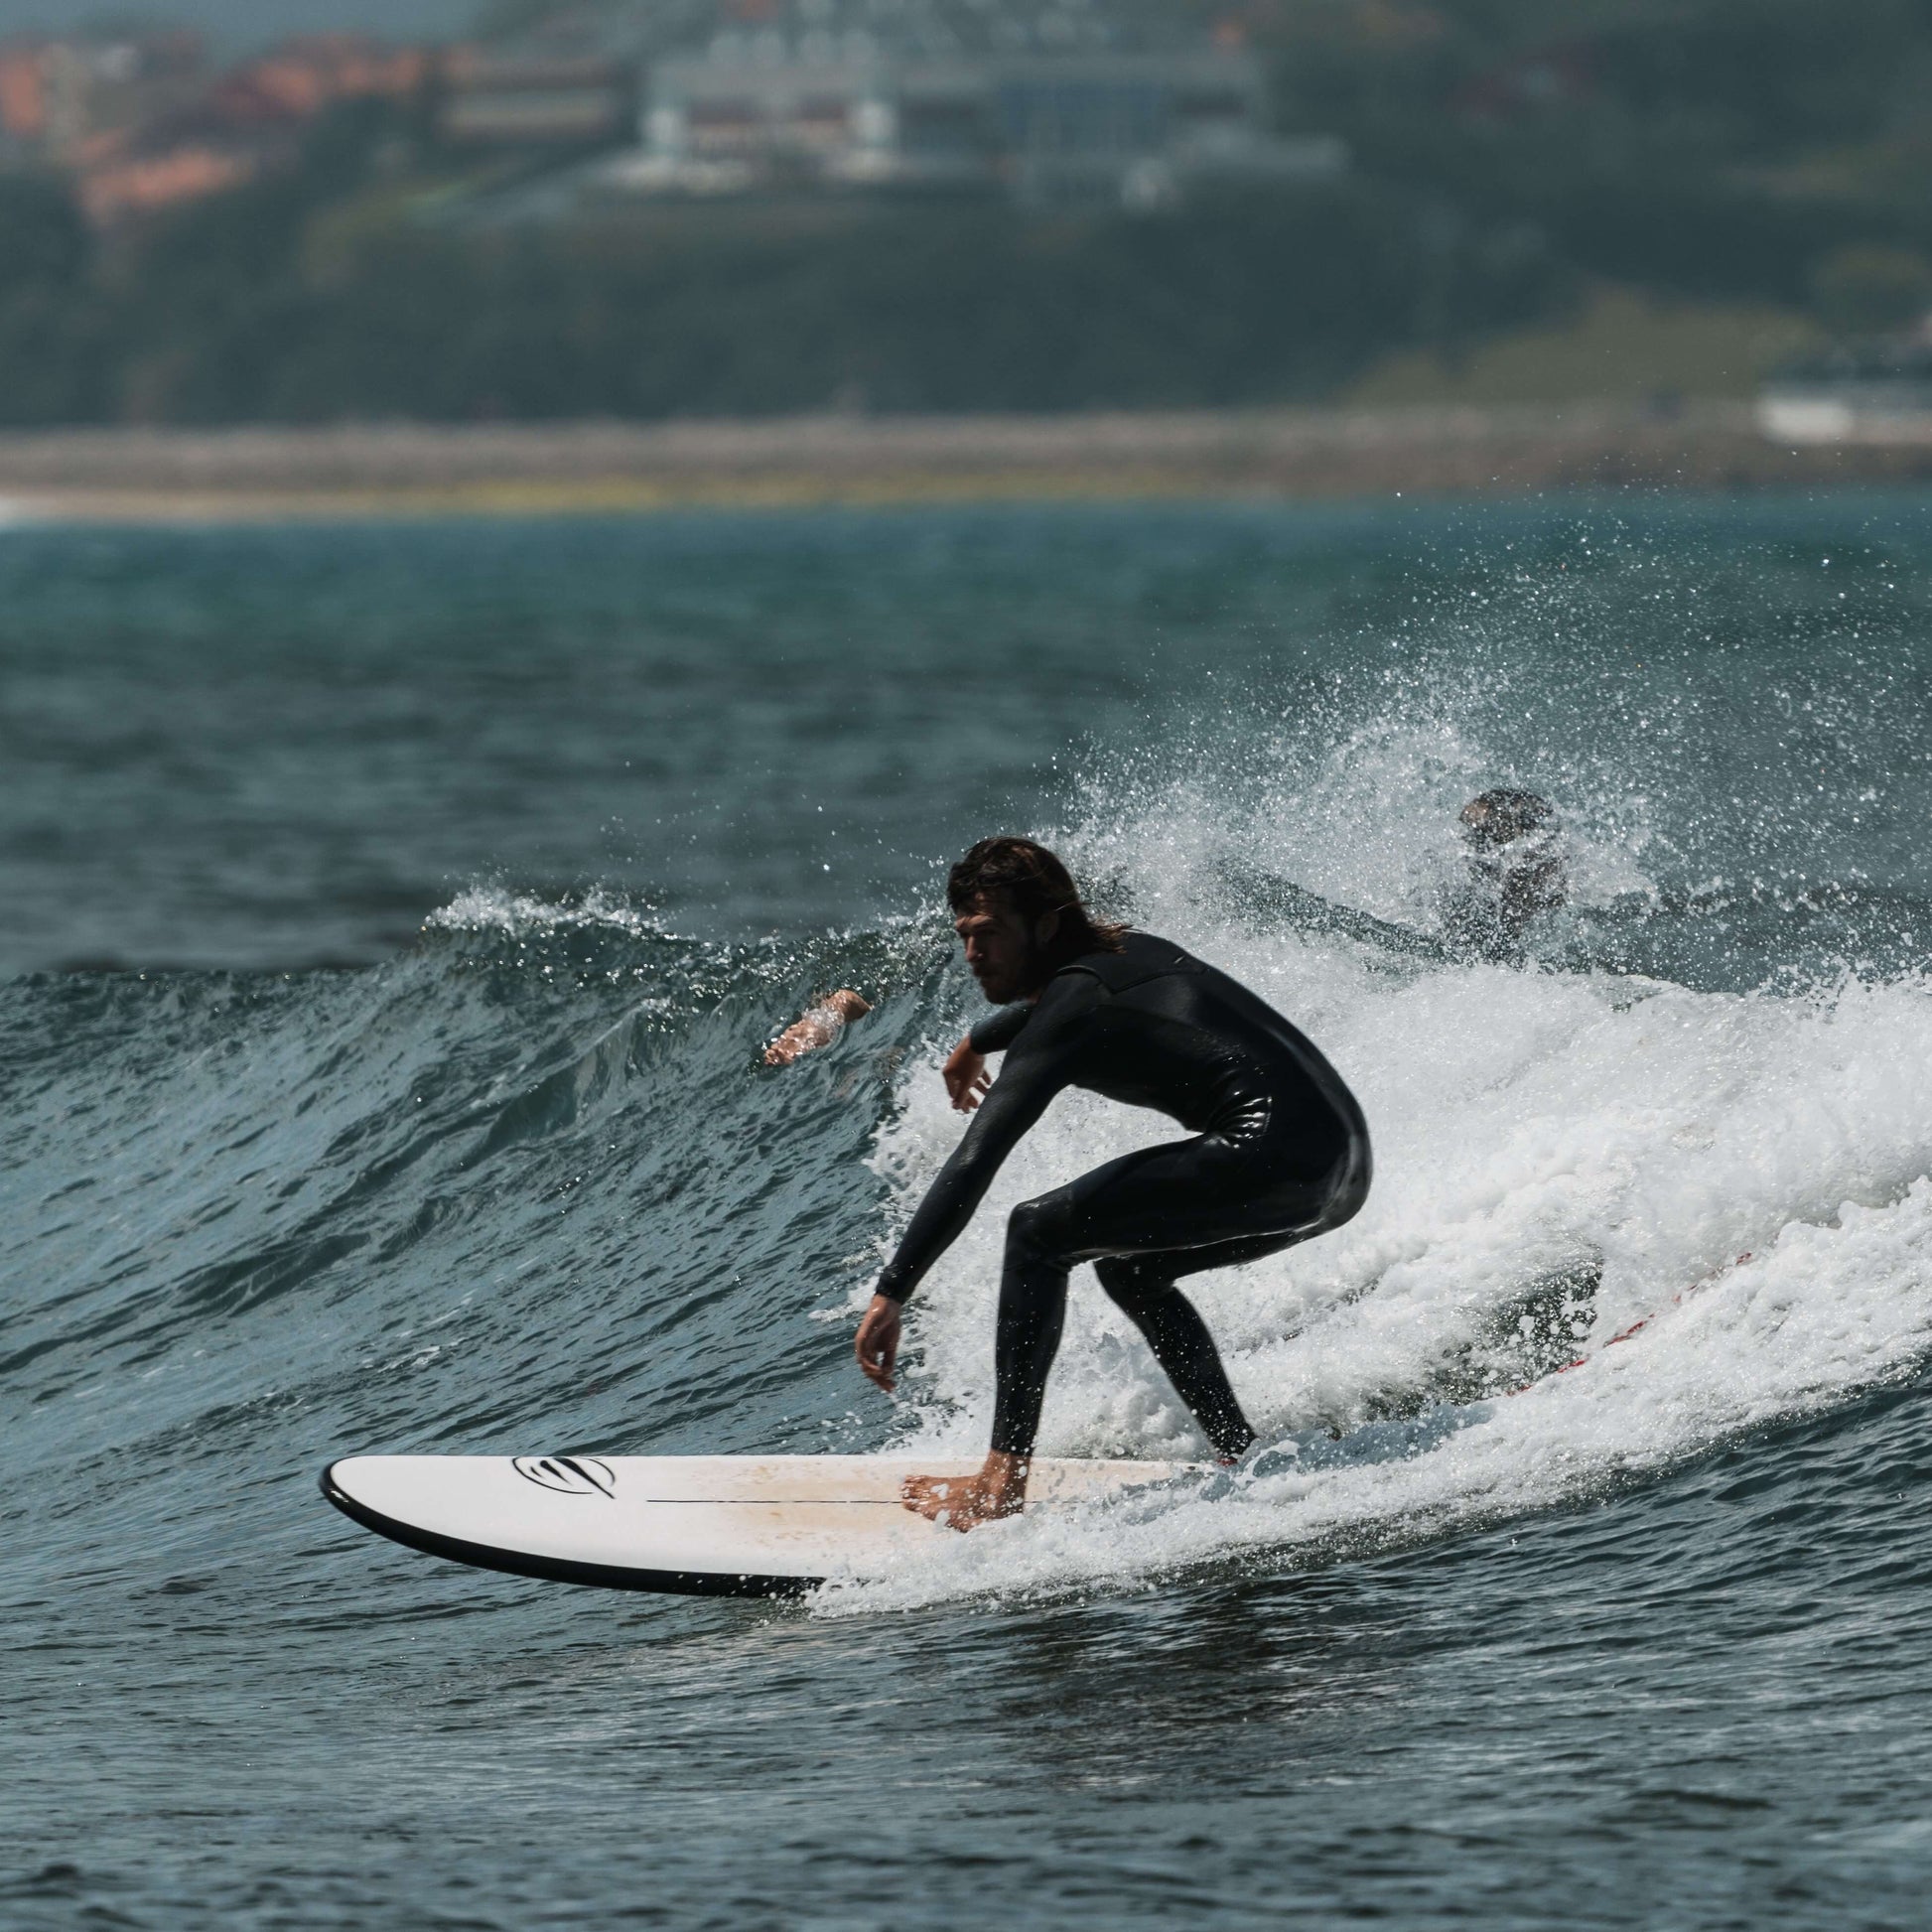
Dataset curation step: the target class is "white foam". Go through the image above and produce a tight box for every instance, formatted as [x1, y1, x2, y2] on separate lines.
[424, 886, 667, 937]
[822, 746, 1932, 1612]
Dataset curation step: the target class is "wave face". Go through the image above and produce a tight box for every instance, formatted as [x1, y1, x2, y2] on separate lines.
[5, 501, 1931, 1928]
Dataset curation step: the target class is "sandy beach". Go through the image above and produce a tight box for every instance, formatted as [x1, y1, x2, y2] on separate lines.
[0, 401, 1925, 520]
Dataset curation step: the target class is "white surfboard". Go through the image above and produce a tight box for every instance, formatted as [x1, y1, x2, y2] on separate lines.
[321, 1452, 1202, 1596]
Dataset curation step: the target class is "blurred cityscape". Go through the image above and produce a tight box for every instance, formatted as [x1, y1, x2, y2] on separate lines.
[0, 0, 1929, 449]
[0, 3, 1333, 223]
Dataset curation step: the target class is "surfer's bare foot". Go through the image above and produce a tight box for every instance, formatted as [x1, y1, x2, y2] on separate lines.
[902, 1451, 1029, 1531]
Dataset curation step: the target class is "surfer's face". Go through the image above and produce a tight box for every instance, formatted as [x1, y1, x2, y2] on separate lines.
[1459, 800, 1513, 851]
[955, 895, 1056, 1004]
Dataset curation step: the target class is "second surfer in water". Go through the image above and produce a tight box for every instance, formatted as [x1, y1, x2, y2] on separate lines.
[855, 838, 1372, 1531]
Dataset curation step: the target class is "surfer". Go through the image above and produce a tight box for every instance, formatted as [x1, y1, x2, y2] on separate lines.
[854, 837, 1371, 1531]
[1220, 786, 1568, 967]
[1441, 788, 1567, 962]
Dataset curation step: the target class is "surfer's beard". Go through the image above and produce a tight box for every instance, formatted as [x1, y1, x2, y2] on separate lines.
[973, 949, 1046, 1006]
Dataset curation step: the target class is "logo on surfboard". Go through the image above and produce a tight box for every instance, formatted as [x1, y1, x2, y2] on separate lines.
[513, 1454, 616, 1498]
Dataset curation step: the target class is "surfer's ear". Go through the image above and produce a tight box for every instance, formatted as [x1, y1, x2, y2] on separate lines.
[1034, 909, 1060, 950]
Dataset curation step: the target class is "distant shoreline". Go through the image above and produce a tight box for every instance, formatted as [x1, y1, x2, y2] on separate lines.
[1, 403, 1927, 521]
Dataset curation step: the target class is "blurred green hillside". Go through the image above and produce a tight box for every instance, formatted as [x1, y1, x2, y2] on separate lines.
[1, 0, 1929, 424]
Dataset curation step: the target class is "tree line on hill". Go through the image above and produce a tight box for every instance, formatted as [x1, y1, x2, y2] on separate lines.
[0, 111, 1559, 425]
[2, 0, 1931, 426]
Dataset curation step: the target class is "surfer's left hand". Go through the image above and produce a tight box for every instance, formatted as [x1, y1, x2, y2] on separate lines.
[855, 1295, 901, 1393]
[942, 1037, 991, 1111]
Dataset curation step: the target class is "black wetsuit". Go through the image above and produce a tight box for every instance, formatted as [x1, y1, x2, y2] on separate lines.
[877, 931, 1371, 1459]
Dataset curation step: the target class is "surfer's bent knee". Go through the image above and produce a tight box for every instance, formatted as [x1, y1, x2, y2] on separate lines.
[1004, 1192, 1073, 1269]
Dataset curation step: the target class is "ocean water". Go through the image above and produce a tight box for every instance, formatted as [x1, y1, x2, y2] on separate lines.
[4, 497, 1931, 1929]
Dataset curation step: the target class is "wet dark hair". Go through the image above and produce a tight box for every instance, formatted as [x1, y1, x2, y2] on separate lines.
[1460, 788, 1558, 850]
[946, 837, 1127, 960]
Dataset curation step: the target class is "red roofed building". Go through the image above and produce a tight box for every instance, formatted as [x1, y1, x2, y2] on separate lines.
[71, 35, 434, 226]
[212, 37, 431, 127]
[0, 42, 50, 143]
[78, 140, 261, 223]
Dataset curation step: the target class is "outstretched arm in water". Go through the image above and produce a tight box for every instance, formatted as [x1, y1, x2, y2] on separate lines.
[763, 988, 871, 1065]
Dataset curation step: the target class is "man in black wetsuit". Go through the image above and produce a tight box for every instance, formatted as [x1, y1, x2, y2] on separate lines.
[854, 837, 1371, 1531]
[1220, 786, 1568, 969]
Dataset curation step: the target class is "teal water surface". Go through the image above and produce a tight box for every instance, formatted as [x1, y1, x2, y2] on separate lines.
[3, 497, 1930, 1929]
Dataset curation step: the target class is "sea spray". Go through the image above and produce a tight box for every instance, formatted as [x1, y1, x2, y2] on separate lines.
[841, 711, 1932, 1609]
[8, 502, 1932, 1926]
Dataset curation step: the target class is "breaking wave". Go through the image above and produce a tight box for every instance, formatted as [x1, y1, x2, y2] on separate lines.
[11, 675, 1927, 1622]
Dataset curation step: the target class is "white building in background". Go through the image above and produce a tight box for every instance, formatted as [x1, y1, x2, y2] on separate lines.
[441, 48, 635, 147]
[1757, 347, 1932, 445]
[603, 33, 1342, 208]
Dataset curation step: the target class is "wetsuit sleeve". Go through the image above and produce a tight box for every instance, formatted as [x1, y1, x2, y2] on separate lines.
[876, 976, 1099, 1304]
[968, 1005, 1032, 1054]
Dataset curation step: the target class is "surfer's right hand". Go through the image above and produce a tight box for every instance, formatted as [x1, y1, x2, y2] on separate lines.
[764, 989, 871, 1065]
[942, 1037, 991, 1112]
[855, 1295, 901, 1393]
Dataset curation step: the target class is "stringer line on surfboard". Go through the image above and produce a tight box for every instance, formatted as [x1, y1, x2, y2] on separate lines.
[321, 1453, 1204, 1598]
